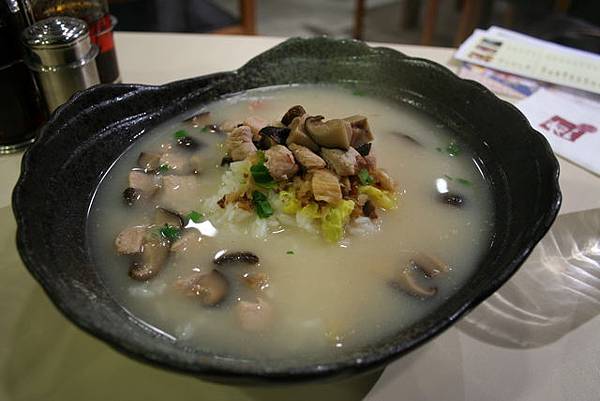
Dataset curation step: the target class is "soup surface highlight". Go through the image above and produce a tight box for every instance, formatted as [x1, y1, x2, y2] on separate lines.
[89, 84, 493, 367]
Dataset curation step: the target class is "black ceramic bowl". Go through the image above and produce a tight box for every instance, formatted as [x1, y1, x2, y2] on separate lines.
[13, 38, 561, 383]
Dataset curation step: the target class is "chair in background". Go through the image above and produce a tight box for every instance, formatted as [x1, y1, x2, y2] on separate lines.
[212, 0, 255, 35]
[353, 0, 573, 46]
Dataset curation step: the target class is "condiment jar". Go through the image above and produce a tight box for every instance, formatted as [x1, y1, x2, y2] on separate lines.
[31, 0, 120, 83]
[21, 16, 99, 112]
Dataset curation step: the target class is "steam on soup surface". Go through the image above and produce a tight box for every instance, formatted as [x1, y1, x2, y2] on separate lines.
[88, 84, 493, 367]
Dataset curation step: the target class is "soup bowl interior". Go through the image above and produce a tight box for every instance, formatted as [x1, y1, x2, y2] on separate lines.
[12, 37, 561, 382]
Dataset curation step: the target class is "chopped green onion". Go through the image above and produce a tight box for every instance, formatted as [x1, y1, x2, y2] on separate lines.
[186, 210, 204, 223]
[174, 130, 188, 139]
[158, 163, 170, 173]
[456, 178, 473, 186]
[201, 126, 209, 133]
[250, 151, 277, 189]
[358, 169, 375, 185]
[159, 224, 181, 241]
[446, 142, 461, 157]
[444, 174, 473, 187]
[252, 190, 273, 219]
[286, 250, 294, 255]
[352, 89, 365, 96]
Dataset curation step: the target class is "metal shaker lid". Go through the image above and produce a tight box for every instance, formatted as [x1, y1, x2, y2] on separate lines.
[21, 16, 96, 69]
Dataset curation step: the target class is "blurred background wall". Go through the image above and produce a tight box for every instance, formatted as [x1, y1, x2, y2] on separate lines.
[108, 0, 600, 53]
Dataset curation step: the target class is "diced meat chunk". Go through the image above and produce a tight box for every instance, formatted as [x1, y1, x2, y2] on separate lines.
[115, 226, 146, 254]
[219, 120, 237, 133]
[293, 176, 313, 203]
[170, 229, 202, 252]
[189, 153, 204, 174]
[372, 168, 395, 191]
[288, 143, 326, 170]
[311, 169, 342, 204]
[159, 152, 192, 174]
[364, 153, 377, 171]
[226, 125, 257, 161]
[264, 144, 298, 181]
[128, 170, 159, 196]
[321, 147, 362, 176]
[235, 298, 273, 332]
[344, 115, 374, 148]
[159, 175, 199, 215]
[241, 271, 269, 291]
[243, 116, 269, 138]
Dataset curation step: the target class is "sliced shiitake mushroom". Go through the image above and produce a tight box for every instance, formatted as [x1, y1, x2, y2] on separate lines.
[286, 115, 319, 152]
[440, 192, 465, 207]
[362, 200, 377, 219]
[355, 143, 372, 156]
[259, 126, 291, 145]
[304, 116, 351, 150]
[344, 115, 374, 148]
[154, 208, 184, 229]
[175, 270, 229, 306]
[390, 267, 437, 298]
[281, 105, 306, 126]
[137, 152, 162, 172]
[129, 236, 170, 281]
[176, 135, 201, 150]
[220, 155, 233, 166]
[213, 251, 259, 266]
[411, 253, 449, 277]
[398, 133, 422, 146]
[123, 187, 142, 206]
[254, 133, 275, 150]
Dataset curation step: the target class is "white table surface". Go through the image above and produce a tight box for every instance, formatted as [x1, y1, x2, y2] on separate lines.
[1, 32, 599, 401]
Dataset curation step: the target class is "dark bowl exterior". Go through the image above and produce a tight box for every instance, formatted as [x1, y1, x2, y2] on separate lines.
[12, 37, 561, 383]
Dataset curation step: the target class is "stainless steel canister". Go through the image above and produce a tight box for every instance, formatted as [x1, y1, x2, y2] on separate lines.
[21, 16, 99, 112]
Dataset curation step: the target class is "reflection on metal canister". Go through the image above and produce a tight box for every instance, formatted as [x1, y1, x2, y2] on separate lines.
[21, 16, 100, 113]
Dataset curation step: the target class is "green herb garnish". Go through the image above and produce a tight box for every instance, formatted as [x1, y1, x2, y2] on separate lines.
[174, 130, 188, 139]
[186, 210, 204, 223]
[456, 178, 473, 186]
[159, 224, 181, 241]
[201, 126, 210, 133]
[252, 190, 273, 219]
[352, 89, 366, 96]
[358, 169, 375, 185]
[446, 142, 461, 157]
[250, 151, 277, 189]
[158, 163, 170, 173]
[444, 174, 473, 187]
[286, 250, 294, 255]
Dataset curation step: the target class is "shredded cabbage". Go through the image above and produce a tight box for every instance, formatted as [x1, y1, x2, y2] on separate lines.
[320, 199, 355, 243]
[279, 190, 301, 214]
[299, 202, 320, 219]
[358, 185, 397, 210]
